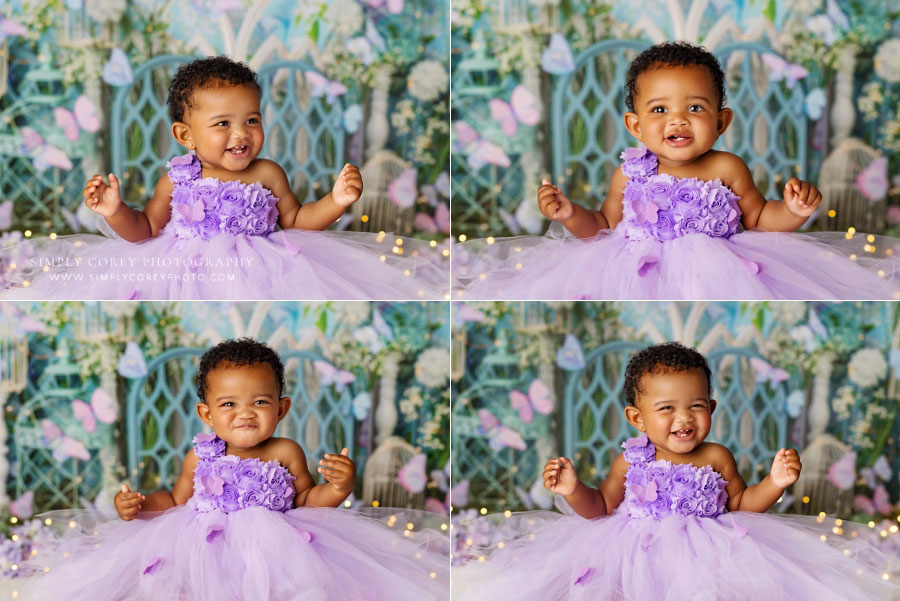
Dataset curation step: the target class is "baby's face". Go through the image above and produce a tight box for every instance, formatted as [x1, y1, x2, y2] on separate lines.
[199, 362, 287, 451]
[183, 83, 264, 172]
[628, 368, 714, 456]
[626, 64, 729, 166]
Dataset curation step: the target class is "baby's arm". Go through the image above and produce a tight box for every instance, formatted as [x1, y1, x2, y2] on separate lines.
[281, 439, 355, 508]
[715, 444, 801, 513]
[542, 452, 627, 519]
[86, 172, 174, 242]
[722, 154, 819, 232]
[115, 448, 198, 520]
[263, 161, 361, 231]
[538, 166, 627, 239]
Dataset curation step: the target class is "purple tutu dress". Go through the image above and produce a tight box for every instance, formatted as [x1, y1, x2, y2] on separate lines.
[455, 146, 900, 300]
[21, 434, 449, 601]
[453, 434, 899, 601]
[0, 153, 447, 300]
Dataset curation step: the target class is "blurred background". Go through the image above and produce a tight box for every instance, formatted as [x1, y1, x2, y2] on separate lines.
[451, 0, 900, 241]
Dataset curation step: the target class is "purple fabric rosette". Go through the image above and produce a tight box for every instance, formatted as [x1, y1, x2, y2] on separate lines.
[619, 147, 742, 244]
[164, 153, 280, 240]
[620, 434, 728, 521]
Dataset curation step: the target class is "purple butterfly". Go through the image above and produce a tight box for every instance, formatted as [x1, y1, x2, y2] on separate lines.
[623, 433, 649, 449]
[200, 474, 224, 497]
[633, 199, 659, 225]
[176, 199, 205, 223]
[631, 480, 658, 504]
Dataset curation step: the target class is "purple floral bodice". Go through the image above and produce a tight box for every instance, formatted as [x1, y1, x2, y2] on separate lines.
[621, 433, 728, 520]
[187, 433, 296, 514]
[619, 146, 742, 243]
[163, 153, 280, 240]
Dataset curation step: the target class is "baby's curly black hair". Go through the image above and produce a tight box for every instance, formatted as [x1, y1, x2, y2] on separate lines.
[625, 42, 726, 112]
[623, 342, 711, 406]
[196, 338, 285, 403]
[167, 56, 261, 122]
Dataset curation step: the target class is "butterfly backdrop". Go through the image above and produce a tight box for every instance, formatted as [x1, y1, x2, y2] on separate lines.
[450, 0, 900, 239]
[0, 0, 449, 242]
[451, 301, 900, 528]
[0, 301, 449, 528]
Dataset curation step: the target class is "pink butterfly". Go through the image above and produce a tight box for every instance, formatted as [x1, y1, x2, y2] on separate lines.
[510, 379, 553, 423]
[489, 85, 541, 136]
[8, 491, 33, 519]
[449, 479, 469, 508]
[21, 126, 73, 171]
[72, 388, 117, 434]
[397, 453, 426, 493]
[314, 360, 355, 392]
[0, 17, 27, 40]
[453, 121, 511, 169]
[388, 167, 417, 209]
[364, 0, 403, 13]
[856, 157, 888, 202]
[305, 72, 347, 103]
[478, 409, 526, 451]
[761, 54, 808, 89]
[40, 419, 91, 462]
[0, 200, 12, 230]
[453, 303, 486, 323]
[54, 95, 101, 142]
[176, 199, 205, 223]
[414, 202, 450, 234]
[631, 480, 658, 504]
[749, 358, 789, 385]
[827, 451, 857, 490]
[633, 199, 659, 225]
[854, 485, 892, 515]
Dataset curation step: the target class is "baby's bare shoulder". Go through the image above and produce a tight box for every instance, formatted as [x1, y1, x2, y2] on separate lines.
[705, 151, 751, 183]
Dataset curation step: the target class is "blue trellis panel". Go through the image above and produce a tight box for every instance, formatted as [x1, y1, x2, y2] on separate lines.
[551, 40, 806, 209]
[110, 55, 345, 208]
[452, 380, 550, 511]
[125, 347, 354, 492]
[563, 341, 788, 488]
[14, 384, 111, 512]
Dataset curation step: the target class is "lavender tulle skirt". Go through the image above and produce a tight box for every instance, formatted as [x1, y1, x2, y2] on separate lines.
[17, 505, 449, 601]
[453, 227, 900, 300]
[0, 228, 448, 300]
[452, 509, 900, 601]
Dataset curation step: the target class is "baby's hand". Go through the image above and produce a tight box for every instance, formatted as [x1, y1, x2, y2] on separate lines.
[83, 173, 123, 218]
[769, 448, 802, 489]
[543, 457, 578, 496]
[114, 483, 145, 521]
[538, 179, 574, 221]
[331, 164, 363, 208]
[782, 177, 821, 218]
[318, 447, 356, 494]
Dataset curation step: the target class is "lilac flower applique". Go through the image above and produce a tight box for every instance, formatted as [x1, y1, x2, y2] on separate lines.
[620, 145, 658, 180]
[622, 433, 655, 464]
[193, 433, 226, 459]
[167, 153, 202, 184]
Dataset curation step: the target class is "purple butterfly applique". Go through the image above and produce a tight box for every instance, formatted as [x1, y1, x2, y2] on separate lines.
[631, 480, 658, 504]
[177, 199, 205, 223]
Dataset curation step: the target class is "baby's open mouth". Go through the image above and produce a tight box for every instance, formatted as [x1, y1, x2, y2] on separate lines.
[671, 428, 694, 439]
[666, 134, 691, 141]
[228, 145, 249, 155]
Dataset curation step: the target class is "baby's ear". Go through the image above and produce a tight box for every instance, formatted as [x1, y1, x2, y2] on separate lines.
[623, 111, 641, 140]
[716, 108, 733, 136]
[171, 121, 193, 150]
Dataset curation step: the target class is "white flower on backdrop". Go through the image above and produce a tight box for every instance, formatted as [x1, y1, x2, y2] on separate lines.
[407, 60, 448, 102]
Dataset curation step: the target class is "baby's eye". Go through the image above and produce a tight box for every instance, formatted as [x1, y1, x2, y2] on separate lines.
[247, 118, 259, 124]
[658, 405, 671, 411]
[255, 400, 268, 405]
[651, 106, 666, 113]
[222, 402, 234, 407]
[689, 105, 703, 112]
[216, 121, 229, 127]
